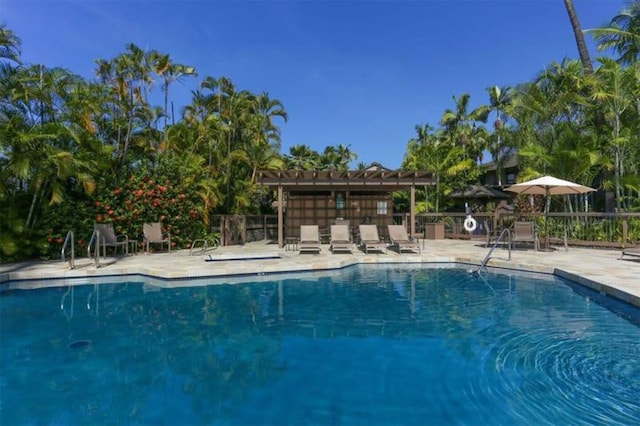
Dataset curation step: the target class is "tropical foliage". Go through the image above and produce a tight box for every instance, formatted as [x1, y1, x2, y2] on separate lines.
[2, 1, 640, 260]
[402, 2, 640, 214]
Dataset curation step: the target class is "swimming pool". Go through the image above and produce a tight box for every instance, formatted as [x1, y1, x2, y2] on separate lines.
[1, 264, 639, 425]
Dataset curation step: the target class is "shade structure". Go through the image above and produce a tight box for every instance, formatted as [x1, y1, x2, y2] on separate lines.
[504, 176, 596, 196]
[505, 176, 596, 249]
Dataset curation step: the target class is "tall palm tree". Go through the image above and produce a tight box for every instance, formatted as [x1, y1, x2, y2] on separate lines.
[486, 86, 514, 186]
[152, 53, 197, 130]
[563, 0, 594, 74]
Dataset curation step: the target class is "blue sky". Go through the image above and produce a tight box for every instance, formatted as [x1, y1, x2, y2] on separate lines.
[2, 0, 626, 169]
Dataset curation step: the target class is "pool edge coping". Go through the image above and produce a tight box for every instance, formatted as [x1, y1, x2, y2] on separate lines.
[1, 256, 638, 308]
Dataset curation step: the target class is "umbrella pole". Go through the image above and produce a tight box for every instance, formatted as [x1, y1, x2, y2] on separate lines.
[544, 188, 550, 250]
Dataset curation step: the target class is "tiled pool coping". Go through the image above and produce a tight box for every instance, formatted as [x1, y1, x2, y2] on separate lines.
[1, 239, 639, 307]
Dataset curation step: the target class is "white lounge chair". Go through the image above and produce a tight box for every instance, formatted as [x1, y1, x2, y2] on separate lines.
[387, 224, 420, 254]
[620, 244, 640, 260]
[358, 224, 386, 254]
[330, 224, 353, 253]
[299, 225, 321, 254]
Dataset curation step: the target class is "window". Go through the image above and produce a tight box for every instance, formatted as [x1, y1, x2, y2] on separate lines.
[335, 192, 345, 210]
[377, 201, 387, 215]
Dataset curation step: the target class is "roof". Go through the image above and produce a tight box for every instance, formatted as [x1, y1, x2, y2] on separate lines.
[257, 169, 435, 190]
[362, 162, 394, 172]
[449, 184, 512, 199]
[481, 154, 519, 171]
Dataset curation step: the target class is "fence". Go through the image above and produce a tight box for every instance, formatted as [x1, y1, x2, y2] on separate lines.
[210, 213, 640, 248]
[408, 212, 640, 248]
[210, 215, 278, 245]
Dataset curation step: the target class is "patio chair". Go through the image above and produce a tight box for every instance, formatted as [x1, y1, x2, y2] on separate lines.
[94, 223, 129, 256]
[143, 222, 171, 254]
[485, 219, 497, 247]
[511, 221, 539, 251]
[387, 224, 421, 254]
[330, 224, 353, 253]
[619, 244, 640, 260]
[299, 225, 321, 254]
[358, 224, 386, 254]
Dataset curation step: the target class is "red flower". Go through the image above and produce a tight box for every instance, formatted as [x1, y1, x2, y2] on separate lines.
[108, 210, 114, 216]
[96, 215, 103, 222]
[136, 189, 144, 197]
[114, 188, 122, 195]
[56, 238, 63, 244]
[47, 237, 53, 243]
[95, 201, 102, 207]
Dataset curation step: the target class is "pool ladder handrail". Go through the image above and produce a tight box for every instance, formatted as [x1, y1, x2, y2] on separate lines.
[473, 228, 512, 275]
[87, 228, 105, 268]
[61, 230, 75, 270]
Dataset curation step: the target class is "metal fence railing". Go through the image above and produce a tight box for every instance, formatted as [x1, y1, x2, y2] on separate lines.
[211, 212, 640, 249]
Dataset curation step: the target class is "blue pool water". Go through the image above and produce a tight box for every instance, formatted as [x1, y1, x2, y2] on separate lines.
[1, 265, 639, 425]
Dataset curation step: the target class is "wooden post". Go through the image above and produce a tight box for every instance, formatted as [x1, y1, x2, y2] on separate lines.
[410, 185, 416, 239]
[278, 185, 284, 248]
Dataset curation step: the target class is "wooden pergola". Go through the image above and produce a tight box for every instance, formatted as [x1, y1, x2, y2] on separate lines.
[257, 169, 435, 247]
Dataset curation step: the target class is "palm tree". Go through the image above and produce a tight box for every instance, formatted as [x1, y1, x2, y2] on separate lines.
[586, 1, 640, 65]
[403, 125, 467, 213]
[286, 144, 319, 170]
[152, 53, 197, 130]
[486, 86, 514, 186]
[0, 24, 22, 65]
[439, 94, 490, 188]
[592, 58, 638, 211]
[563, 0, 594, 74]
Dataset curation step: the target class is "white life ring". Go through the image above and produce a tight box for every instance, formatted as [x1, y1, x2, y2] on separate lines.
[463, 217, 477, 233]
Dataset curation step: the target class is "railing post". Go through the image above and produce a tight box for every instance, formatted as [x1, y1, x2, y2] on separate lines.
[622, 219, 628, 248]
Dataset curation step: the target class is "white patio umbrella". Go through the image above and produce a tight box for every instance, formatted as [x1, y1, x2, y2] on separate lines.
[505, 176, 596, 249]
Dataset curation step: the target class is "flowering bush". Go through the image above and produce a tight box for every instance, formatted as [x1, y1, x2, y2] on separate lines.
[93, 171, 208, 251]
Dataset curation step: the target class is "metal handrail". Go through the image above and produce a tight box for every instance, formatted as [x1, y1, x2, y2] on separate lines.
[61, 230, 75, 270]
[87, 229, 103, 268]
[473, 228, 512, 275]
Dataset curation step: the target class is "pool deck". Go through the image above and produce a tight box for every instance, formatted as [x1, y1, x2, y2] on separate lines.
[1, 239, 639, 307]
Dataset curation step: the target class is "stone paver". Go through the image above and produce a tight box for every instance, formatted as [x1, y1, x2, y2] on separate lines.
[1, 239, 638, 306]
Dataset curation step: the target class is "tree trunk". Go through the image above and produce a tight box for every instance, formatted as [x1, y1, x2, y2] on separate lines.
[563, 0, 594, 74]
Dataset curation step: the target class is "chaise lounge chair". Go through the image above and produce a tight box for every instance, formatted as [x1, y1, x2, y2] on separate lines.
[330, 224, 353, 253]
[620, 244, 640, 260]
[143, 222, 171, 254]
[94, 223, 129, 256]
[387, 224, 421, 254]
[358, 224, 386, 254]
[511, 221, 539, 251]
[299, 225, 321, 254]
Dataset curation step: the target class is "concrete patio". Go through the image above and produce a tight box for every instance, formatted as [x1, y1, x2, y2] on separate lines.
[1, 239, 638, 307]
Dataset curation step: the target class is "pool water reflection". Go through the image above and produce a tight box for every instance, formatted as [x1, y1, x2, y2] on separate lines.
[1, 265, 639, 425]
